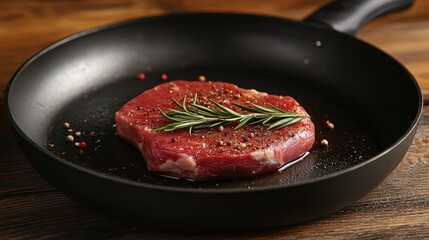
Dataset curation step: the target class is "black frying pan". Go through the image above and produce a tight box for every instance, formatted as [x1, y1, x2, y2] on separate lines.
[5, 0, 422, 232]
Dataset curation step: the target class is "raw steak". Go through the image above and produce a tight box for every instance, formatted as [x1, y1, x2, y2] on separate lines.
[115, 80, 315, 180]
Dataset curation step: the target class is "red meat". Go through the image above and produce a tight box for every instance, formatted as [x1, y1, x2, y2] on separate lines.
[115, 80, 315, 180]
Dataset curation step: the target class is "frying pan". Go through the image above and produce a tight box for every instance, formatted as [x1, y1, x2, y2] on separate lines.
[5, 0, 422, 232]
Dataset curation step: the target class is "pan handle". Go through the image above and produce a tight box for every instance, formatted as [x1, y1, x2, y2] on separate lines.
[303, 0, 414, 35]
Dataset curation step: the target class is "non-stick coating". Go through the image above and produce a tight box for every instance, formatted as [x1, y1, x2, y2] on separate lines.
[6, 14, 422, 231]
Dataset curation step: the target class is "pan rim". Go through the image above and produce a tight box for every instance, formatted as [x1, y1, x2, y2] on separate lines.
[5, 12, 423, 194]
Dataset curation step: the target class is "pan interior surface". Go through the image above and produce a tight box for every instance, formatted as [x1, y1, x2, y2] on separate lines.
[7, 14, 421, 191]
[45, 71, 379, 189]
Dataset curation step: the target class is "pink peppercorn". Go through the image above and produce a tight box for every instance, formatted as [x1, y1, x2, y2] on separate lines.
[137, 73, 146, 80]
[161, 74, 168, 81]
[79, 141, 87, 148]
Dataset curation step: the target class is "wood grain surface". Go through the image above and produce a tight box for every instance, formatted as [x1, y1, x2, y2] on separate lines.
[1, 0, 429, 239]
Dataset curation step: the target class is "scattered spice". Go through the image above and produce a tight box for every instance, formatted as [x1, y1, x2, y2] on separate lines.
[74, 142, 80, 147]
[137, 73, 146, 80]
[63, 122, 71, 129]
[250, 132, 255, 138]
[66, 135, 74, 142]
[67, 129, 74, 133]
[321, 139, 329, 146]
[75, 131, 82, 137]
[240, 143, 247, 149]
[198, 75, 206, 81]
[172, 137, 177, 143]
[227, 140, 233, 146]
[218, 126, 224, 132]
[161, 74, 168, 81]
[90, 131, 96, 136]
[326, 120, 335, 129]
[243, 136, 250, 142]
[218, 140, 224, 146]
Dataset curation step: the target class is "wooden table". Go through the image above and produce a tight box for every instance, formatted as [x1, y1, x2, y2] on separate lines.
[1, 0, 429, 238]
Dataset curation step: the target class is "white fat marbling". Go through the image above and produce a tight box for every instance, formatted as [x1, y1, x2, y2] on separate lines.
[158, 153, 197, 175]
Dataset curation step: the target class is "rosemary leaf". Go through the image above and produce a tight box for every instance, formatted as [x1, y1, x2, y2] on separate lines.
[250, 103, 277, 113]
[262, 115, 274, 125]
[182, 95, 188, 112]
[209, 100, 240, 116]
[267, 117, 295, 130]
[234, 115, 253, 130]
[232, 103, 256, 113]
[188, 126, 194, 136]
[267, 103, 286, 112]
[190, 103, 216, 114]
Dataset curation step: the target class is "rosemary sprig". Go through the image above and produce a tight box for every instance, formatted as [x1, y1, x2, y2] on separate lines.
[153, 94, 308, 135]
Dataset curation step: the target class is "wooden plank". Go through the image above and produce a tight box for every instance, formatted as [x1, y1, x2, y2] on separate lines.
[0, 140, 55, 196]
